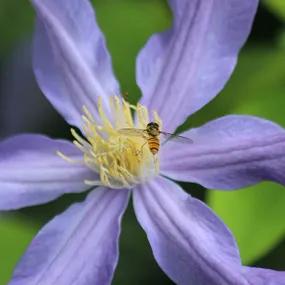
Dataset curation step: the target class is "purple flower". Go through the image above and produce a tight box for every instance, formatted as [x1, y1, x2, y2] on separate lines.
[2, 0, 285, 284]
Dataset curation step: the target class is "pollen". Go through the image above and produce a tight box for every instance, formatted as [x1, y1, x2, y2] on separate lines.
[58, 96, 161, 189]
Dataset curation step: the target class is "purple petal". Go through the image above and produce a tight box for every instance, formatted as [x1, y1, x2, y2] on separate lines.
[137, 0, 258, 132]
[9, 188, 129, 285]
[31, 0, 119, 128]
[133, 176, 285, 284]
[0, 134, 95, 210]
[160, 115, 285, 189]
[243, 267, 285, 285]
[133, 176, 246, 284]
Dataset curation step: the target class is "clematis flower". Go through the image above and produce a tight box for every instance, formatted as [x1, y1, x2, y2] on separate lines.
[2, 0, 285, 284]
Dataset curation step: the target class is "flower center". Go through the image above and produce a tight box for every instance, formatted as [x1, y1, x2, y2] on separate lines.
[58, 96, 161, 189]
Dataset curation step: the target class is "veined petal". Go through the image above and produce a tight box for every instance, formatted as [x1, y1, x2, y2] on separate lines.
[31, 0, 119, 128]
[137, 0, 258, 132]
[9, 188, 129, 285]
[243, 267, 285, 285]
[160, 115, 285, 190]
[133, 176, 246, 285]
[133, 177, 285, 284]
[0, 134, 95, 210]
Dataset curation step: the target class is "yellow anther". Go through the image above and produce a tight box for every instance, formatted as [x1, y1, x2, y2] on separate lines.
[57, 96, 160, 189]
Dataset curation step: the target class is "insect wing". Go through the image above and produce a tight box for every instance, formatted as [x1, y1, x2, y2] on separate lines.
[117, 128, 146, 138]
[160, 131, 193, 145]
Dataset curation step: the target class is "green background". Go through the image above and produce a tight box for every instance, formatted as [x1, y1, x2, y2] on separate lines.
[0, 0, 285, 284]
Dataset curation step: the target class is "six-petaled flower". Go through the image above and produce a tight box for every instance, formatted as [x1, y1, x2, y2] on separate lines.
[1, 0, 285, 284]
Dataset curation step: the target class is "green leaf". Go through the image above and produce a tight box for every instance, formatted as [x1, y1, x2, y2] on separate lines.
[208, 46, 285, 264]
[208, 183, 285, 264]
[263, 0, 285, 21]
[0, 215, 38, 285]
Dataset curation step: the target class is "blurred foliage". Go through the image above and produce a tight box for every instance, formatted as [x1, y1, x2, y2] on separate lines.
[0, 0, 285, 284]
[92, 0, 171, 104]
[263, 0, 285, 21]
[179, 46, 285, 129]
[0, 1, 34, 56]
[208, 183, 285, 264]
[0, 214, 38, 284]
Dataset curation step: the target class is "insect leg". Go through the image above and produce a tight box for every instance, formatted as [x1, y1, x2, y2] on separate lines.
[153, 155, 159, 173]
[135, 140, 148, 156]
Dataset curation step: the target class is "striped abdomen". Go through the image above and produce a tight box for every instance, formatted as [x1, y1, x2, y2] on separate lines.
[147, 136, 160, 155]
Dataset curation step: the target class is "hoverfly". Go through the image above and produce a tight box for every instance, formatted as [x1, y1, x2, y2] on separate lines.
[118, 122, 193, 155]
